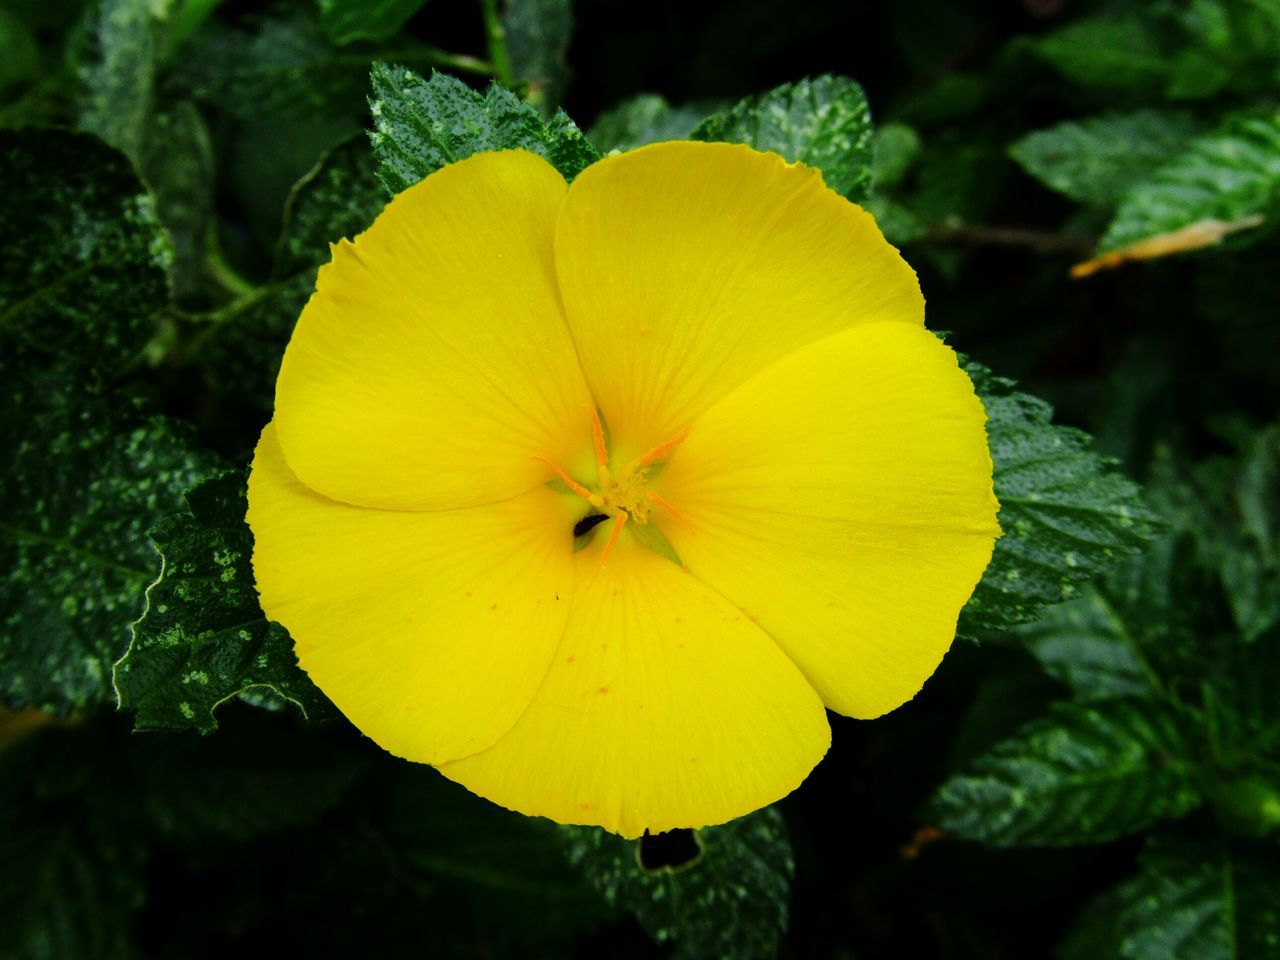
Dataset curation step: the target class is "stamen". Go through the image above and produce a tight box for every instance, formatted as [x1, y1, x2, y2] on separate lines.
[600, 512, 627, 566]
[584, 404, 610, 476]
[631, 425, 690, 470]
[647, 491, 695, 535]
[533, 456, 594, 502]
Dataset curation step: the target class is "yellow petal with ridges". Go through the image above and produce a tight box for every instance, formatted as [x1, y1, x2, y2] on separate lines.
[274, 149, 596, 512]
[438, 535, 831, 838]
[655, 322, 1000, 719]
[247, 423, 580, 763]
[554, 140, 923, 465]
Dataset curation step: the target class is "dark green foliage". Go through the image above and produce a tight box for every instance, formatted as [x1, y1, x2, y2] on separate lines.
[693, 75, 874, 202]
[930, 699, 1203, 846]
[503, 0, 572, 111]
[0, 128, 169, 375]
[0, 366, 216, 716]
[114, 470, 331, 732]
[369, 62, 599, 193]
[563, 809, 794, 960]
[318, 0, 428, 46]
[959, 359, 1164, 636]
[588, 94, 715, 152]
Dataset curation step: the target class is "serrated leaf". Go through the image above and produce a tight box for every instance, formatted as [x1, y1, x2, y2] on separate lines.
[0, 364, 217, 715]
[1098, 111, 1280, 253]
[1035, 13, 1169, 91]
[692, 75, 873, 203]
[929, 699, 1203, 847]
[1062, 836, 1280, 960]
[588, 94, 713, 153]
[0, 128, 170, 375]
[958, 358, 1165, 636]
[78, 0, 157, 161]
[504, 0, 572, 112]
[1015, 590, 1154, 700]
[113, 470, 332, 732]
[368, 62, 600, 193]
[1010, 110, 1203, 207]
[317, 0, 427, 45]
[562, 808, 793, 960]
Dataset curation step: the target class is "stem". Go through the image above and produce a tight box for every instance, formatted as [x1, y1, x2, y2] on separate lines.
[204, 227, 256, 298]
[375, 45, 494, 77]
[923, 222, 1094, 256]
[480, 0, 516, 88]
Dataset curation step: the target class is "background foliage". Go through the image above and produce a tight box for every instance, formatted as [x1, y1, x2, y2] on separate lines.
[2, 0, 1278, 957]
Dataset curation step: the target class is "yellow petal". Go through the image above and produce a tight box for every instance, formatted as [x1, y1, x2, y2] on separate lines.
[554, 140, 923, 464]
[247, 423, 580, 763]
[655, 322, 1000, 719]
[274, 149, 596, 511]
[438, 536, 831, 838]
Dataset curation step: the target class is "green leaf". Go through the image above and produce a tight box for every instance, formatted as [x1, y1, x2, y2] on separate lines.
[958, 359, 1165, 636]
[503, 0, 573, 112]
[870, 121, 920, 191]
[78, 0, 157, 161]
[693, 75, 873, 203]
[368, 63, 600, 194]
[1061, 836, 1280, 960]
[113, 470, 333, 733]
[588, 93, 713, 153]
[317, 0, 427, 45]
[1099, 111, 1280, 253]
[1010, 110, 1203, 208]
[562, 808, 793, 959]
[1015, 590, 1155, 701]
[929, 699, 1204, 847]
[0, 128, 170, 376]
[1035, 13, 1170, 91]
[0, 365, 217, 716]
[0, 7, 40, 94]
[140, 101, 215, 302]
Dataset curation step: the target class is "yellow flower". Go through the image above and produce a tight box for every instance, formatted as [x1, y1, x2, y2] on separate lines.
[247, 141, 1000, 838]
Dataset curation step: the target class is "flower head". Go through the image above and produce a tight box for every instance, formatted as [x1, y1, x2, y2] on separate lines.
[247, 141, 1000, 838]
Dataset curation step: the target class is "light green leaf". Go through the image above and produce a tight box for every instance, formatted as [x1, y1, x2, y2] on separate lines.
[504, 0, 572, 112]
[589, 94, 713, 153]
[693, 75, 873, 203]
[369, 62, 600, 193]
[959, 358, 1165, 636]
[1015, 590, 1154, 700]
[929, 699, 1203, 847]
[562, 808, 793, 960]
[870, 121, 920, 191]
[0, 128, 170, 376]
[0, 363, 216, 716]
[1010, 110, 1203, 207]
[78, 0, 157, 161]
[1035, 13, 1169, 91]
[1099, 112, 1280, 253]
[317, 0, 427, 45]
[114, 470, 332, 733]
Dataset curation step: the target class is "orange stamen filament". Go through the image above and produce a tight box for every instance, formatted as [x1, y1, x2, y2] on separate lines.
[601, 512, 627, 566]
[533, 456, 595, 502]
[585, 404, 610, 473]
[647, 491, 694, 535]
[631, 425, 690, 470]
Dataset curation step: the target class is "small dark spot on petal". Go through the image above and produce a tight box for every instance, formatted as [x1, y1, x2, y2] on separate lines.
[573, 513, 609, 537]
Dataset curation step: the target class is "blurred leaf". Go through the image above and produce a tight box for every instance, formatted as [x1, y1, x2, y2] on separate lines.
[588, 93, 712, 152]
[1016, 590, 1155, 700]
[114, 470, 332, 732]
[0, 8, 40, 94]
[1060, 835, 1280, 960]
[562, 808, 793, 959]
[959, 359, 1165, 636]
[504, 0, 572, 111]
[0, 363, 216, 716]
[369, 63, 600, 193]
[1035, 13, 1169, 91]
[1099, 111, 1280, 253]
[0, 128, 170, 376]
[693, 75, 873, 202]
[1010, 110, 1202, 208]
[140, 101, 215, 302]
[317, 0, 427, 45]
[870, 121, 920, 191]
[78, 0, 157, 161]
[929, 699, 1203, 847]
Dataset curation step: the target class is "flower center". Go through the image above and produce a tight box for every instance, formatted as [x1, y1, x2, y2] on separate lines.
[536, 406, 692, 564]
